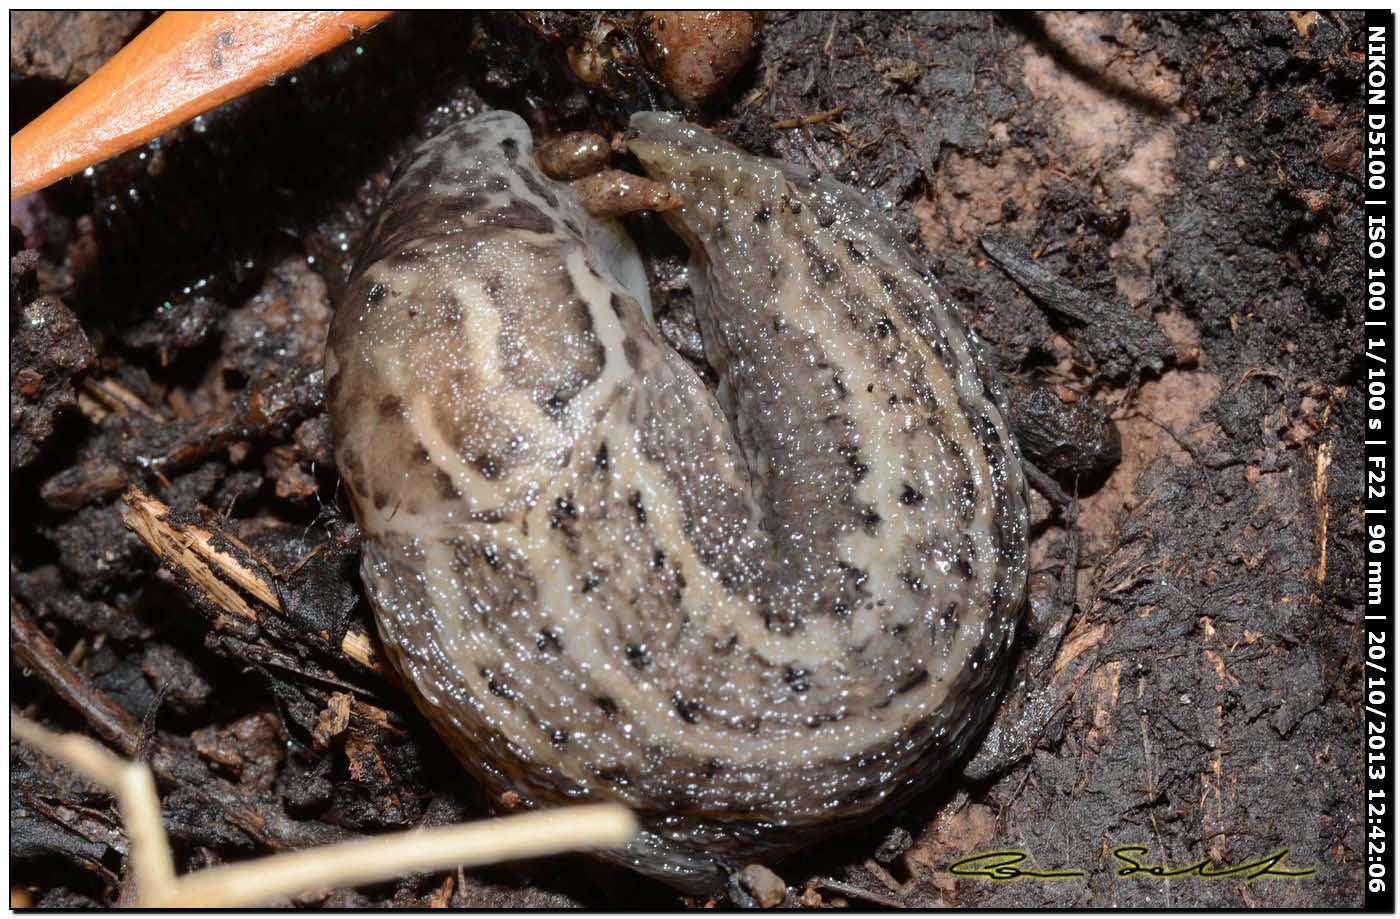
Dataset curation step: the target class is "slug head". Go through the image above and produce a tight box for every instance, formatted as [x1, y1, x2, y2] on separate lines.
[625, 111, 788, 248]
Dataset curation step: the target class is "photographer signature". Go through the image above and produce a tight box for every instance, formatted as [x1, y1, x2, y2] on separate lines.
[947, 847, 1316, 883]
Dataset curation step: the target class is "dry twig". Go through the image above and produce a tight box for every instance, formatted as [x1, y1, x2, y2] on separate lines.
[12, 715, 637, 908]
[772, 103, 849, 130]
[13, 716, 177, 904]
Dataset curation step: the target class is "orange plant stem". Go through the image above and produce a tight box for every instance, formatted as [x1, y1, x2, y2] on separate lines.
[10, 10, 393, 200]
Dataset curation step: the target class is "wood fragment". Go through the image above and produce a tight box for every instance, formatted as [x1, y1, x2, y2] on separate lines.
[120, 486, 388, 679]
[12, 601, 144, 756]
[78, 377, 165, 421]
[815, 877, 906, 909]
[772, 103, 849, 129]
[312, 692, 353, 751]
[48, 364, 326, 512]
[338, 630, 385, 678]
[427, 872, 455, 908]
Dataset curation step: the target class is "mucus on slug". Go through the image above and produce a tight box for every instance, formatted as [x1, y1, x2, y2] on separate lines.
[326, 109, 1028, 893]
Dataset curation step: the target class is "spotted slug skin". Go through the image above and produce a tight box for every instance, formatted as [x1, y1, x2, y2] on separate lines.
[326, 110, 1029, 893]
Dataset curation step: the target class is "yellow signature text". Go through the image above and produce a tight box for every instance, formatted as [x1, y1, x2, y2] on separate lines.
[1111, 845, 1317, 882]
[945, 846, 1318, 884]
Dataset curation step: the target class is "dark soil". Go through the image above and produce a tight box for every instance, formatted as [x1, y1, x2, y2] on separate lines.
[9, 11, 1364, 908]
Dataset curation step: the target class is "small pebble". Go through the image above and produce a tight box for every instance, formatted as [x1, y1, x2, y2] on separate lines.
[640, 11, 755, 108]
[874, 825, 914, 863]
[1008, 385, 1121, 482]
[737, 864, 787, 908]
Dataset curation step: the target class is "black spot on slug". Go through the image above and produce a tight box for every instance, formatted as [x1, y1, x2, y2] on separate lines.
[474, 454, 503, 480]
[896, 668, 929, 694]
[433, 469, 461, 500]
[550, 496, 578, 528]
[673, 694, 702, 724]
[595, 766, 630, 786]
[481, 543, 502, 569]
[536, 627, 562, 653]
[543, 393, 568, 417]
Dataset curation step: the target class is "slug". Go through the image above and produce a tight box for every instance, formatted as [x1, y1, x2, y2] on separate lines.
[325, 110, 1029, 893]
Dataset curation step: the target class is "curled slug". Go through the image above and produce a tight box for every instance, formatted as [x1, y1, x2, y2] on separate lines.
[326, 110, 1028, 893]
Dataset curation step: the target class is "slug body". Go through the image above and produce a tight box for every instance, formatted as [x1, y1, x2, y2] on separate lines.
[326, 110, 1028, 892]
